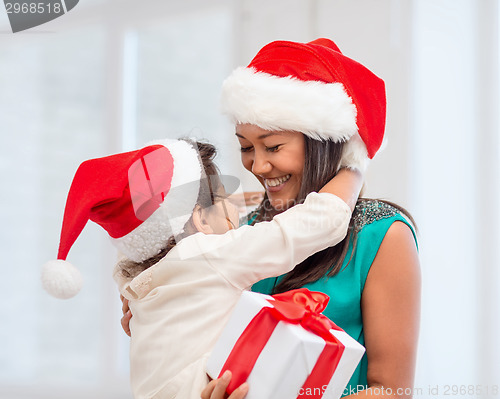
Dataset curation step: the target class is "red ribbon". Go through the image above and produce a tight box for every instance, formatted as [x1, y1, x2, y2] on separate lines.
[219, 288, 345, 398]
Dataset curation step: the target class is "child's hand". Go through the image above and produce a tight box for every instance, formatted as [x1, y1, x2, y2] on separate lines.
[120, 295, 132, 337]
[201, 371, 249, 399]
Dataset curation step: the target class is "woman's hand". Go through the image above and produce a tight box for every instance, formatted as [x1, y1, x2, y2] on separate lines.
[201, 371, 248, 399]
[120, 294, 132, 337]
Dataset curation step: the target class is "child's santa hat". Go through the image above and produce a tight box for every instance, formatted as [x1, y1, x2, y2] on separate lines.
[42, 139, 202, 299]
[221, 38, 386, 171]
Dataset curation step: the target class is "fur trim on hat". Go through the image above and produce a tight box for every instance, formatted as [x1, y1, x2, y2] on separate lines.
[340, 134, 370, 173]
[221, 67, 358, 142]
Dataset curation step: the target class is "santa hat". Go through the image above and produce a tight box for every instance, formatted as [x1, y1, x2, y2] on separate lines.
[42, 139, 202, 299]
[221, 38, 386, 171]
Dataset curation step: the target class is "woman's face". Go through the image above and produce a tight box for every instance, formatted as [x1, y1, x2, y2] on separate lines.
[235, 124, 305, 210]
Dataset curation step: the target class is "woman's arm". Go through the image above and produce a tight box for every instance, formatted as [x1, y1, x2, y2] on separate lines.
[346, 221, 421, 398]
[200, 222, 419, 399]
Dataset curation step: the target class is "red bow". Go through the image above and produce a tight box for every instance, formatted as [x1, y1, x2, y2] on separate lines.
[219, 288, 345, 398]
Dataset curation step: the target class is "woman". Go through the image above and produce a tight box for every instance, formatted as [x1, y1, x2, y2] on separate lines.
[124, 38, 420, 399]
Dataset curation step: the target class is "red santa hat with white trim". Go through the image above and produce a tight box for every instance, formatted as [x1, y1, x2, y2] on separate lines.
[220, 38, 386, 170]
[42, 139, 202, 299]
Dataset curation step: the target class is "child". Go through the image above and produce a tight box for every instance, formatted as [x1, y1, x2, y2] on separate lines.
[42, 138, 363, 399]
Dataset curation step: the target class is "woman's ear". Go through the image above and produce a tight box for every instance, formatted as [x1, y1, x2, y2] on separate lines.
[191, 204, 215, 234]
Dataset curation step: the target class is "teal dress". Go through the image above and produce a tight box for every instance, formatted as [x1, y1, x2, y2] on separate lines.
[251, 199, 418, 396]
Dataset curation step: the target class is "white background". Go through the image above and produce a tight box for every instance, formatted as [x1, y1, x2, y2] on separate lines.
[0, 0, 498, 398]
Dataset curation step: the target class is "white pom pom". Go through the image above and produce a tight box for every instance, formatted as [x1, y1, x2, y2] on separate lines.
[42, 260, 83, 299]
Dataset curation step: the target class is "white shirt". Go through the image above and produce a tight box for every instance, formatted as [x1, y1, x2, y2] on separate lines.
[114, 192, 351, 399]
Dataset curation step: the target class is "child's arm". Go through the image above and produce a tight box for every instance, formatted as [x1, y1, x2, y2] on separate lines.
[319, 167, 363, 212]
[185, 172, 362, 290]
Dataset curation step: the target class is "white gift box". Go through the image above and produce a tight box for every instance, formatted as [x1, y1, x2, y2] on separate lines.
[206, 290, 365, 399]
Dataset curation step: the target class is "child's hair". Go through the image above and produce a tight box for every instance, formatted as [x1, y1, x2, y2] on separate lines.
[120, 138, 221, 278]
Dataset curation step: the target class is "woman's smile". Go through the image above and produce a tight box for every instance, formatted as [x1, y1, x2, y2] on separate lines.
[264, 174, 291, 190]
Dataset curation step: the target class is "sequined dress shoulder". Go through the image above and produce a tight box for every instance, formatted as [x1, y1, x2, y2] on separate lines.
[352, 199, 401, 233]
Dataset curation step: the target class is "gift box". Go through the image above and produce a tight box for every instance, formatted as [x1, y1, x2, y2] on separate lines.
[206, 288, 365, 399]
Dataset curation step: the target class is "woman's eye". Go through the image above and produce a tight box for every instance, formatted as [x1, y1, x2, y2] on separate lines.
[240, 146, 253, 153]
[266, 145, 281, 152]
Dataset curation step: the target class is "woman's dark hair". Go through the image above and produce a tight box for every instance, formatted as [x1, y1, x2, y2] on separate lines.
[252, 135, 417, 294]
[120, 139, 221, 278]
